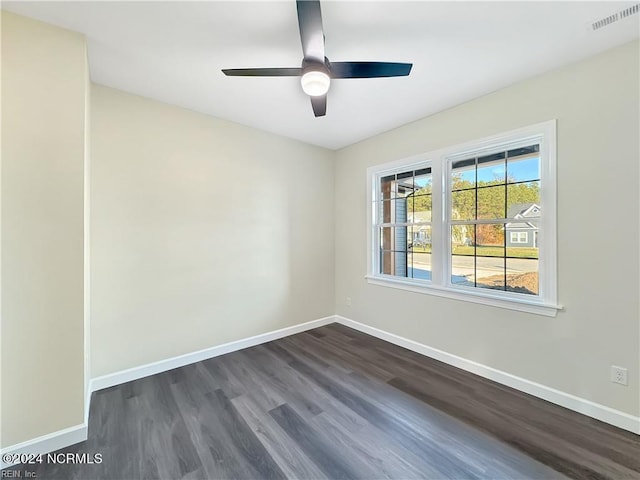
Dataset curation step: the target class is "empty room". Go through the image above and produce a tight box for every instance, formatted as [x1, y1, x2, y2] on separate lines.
[1, 1, 639, 479]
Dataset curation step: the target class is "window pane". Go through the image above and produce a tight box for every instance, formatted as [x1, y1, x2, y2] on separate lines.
[451, 253, 474, 286]
[451, 225, 474, 253]
[506, 222, 539, 255]
[380, 250, 408, 277]
[380, 250, 409, 277]
[380, 227, 409, 251]
[401, 226, 412, 252]
[477, 152, 506, 185]
[381, 172, 415, 199]
[378, 200, 391, 223]
[380, 250, 391, 275]
[451, 190, 475, 220]
[507, 146, 540, 183]
[410, 252, 432, 281]
[451, 224, 476, 285]
[506, 209, 539, 256]
[476, 224, 505, 255]
[507, 182, 540, 217]
[477, 185, 506, 219]
[395, 198, 408, 223]
[409, 225, 431, 252]
[395, 171, 414, 198]
[409, 195, 432, 223]
[476, 256, 506, 291]
[381, 175, 395, 200]
[506, 257, 538, 295]
[414, 168, 432, 193]
[452, 158, 475, 189]
[379, 198, 409, 224]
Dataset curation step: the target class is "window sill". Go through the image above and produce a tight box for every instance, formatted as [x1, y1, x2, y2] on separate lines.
[365, 275, 562, 317]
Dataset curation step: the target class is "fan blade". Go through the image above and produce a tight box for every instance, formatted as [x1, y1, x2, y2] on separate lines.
[330, 62, 412, 79]
[222, 67, 302, 77]
[296, 0, 325, 62]
[310, 95, 327, 117]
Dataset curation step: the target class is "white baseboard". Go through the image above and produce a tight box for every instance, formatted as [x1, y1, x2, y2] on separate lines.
[336, 315, 640, 436]
[90, 315, 336, 392]
[85, 382, 92, 425]
[0, 424, 87, 470]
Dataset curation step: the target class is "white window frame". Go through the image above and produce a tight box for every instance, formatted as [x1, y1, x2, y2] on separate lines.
[510, 232, 528, 244]
[366, 120, 560, 317]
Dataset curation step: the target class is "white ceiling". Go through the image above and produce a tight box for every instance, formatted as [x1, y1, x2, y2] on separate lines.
[3, 1, 639, 149]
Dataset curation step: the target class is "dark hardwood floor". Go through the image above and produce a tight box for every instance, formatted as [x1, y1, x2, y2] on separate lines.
[5, 323, 640, 479]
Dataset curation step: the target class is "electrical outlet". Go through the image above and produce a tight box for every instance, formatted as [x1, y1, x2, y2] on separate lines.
[611, 366, 628, 386]
[346, 297, 352, 307]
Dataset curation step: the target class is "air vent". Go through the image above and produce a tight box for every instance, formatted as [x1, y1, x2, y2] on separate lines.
[591, 4, 639, 31]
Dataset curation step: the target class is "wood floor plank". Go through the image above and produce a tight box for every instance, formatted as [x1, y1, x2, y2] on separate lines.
[231, 394, 329, 480]
[217, 353, 287, 414]
[296, 331, 397, 380]
[199, 353, 246, 399]
[269, 403, 365, 480]
[279, 335, 353, 375]
[170, 378, 256, 479]
[209, 389, 287, 480]
[259, 343, 380, 433]
[308, 411, 442, 479]
[236, 347, 323, 418]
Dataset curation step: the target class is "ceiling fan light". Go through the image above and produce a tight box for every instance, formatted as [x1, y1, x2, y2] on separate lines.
[301, 70, 330, 96]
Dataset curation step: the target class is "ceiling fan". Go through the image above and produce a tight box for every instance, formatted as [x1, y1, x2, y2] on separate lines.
[222, 0, 413, 117]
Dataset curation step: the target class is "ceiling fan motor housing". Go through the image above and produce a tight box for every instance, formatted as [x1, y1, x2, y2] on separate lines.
[301, 58, 331, 96]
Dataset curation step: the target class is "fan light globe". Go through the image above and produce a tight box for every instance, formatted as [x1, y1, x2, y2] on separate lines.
[301, 70, 330, 96]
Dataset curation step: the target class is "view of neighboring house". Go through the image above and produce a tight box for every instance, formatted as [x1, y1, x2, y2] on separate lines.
[505, 203, 540, 248]
[407, 210, 431, 247]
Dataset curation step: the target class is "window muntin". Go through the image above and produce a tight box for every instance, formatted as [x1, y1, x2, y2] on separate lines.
[368, 121, 557, 315]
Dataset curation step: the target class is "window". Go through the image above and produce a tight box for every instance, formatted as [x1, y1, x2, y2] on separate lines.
[510, 232, 528, 244]
[378, 167, 432, 280]
[449, 144, 540, 295]
[367, 121, 559, 316]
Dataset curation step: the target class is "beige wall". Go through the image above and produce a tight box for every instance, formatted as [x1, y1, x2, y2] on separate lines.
[334, 40, 640, 416]
[1, 12, 87, 447]
[90, 86, 335, 377]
